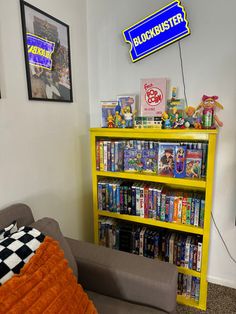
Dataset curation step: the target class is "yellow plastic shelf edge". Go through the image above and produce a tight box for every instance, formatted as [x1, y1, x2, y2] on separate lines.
[97, 210, 204, 235]
[177, 266, 201, 278]
[96, 171, 206, 189]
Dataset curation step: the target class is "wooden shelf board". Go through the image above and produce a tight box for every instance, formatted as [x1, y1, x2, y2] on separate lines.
[96, 171, 206, 189]
[97, 210, 204, 235]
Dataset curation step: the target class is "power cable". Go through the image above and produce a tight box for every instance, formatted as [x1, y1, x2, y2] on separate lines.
[211, 212, 236, 264]
[178, 40, 236, 265]
[178, 40, 188, 107]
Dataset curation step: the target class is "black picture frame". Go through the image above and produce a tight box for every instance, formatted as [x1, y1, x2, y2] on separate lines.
[20, 0, 73, 102]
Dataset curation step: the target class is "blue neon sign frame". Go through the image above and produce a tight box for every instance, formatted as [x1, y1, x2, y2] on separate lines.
[123, 0, 190, 62]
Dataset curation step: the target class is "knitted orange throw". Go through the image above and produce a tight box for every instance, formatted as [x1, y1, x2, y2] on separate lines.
[0, 237, 98, 314]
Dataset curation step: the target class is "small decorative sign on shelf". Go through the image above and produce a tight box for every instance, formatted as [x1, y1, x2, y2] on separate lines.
[123, 0, 190, 62]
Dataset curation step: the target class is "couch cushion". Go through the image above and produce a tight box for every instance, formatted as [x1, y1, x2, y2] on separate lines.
[30, 218, 78, 278]
[0, 237, 98, 314]
[67, 238, 177, 313]
[87, 291, 166, 314]
[0, 226, 45, 285]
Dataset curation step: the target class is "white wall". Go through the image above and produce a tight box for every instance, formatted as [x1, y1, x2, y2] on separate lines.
[0, 0, 93, 241]
[87, 0, 236, 288]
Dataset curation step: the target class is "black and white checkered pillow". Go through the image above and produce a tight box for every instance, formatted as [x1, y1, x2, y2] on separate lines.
[0, 226, 45, 285]
[0, 221, 18, 240]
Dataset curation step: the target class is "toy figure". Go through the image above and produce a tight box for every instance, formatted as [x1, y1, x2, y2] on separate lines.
[185, 106, 196, 127]
[185, 106, 202, 129]
[115, 100, 122, 115]
[167, 87, 186, 118]
[197, 95, 224, 128]
[168, 106, 178, 121]
[162, 112, 172, 129]
[122, 105, 136, 128]
[172, 112, 185, 128]
[114, 111, 123, 128]
[107, 114, 114, 128]
[121, 120, 126, 128]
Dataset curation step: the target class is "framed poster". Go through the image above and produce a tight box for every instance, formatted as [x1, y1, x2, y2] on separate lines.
[20, 0, 73, 102]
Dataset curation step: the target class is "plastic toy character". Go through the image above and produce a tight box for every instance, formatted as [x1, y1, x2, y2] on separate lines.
[114, 111, 123, 128]
[122, 105, 136, 128]
[197, 95, 224, 128]
[115, 101, 122, 115]
[193, 119, 202, 129]
[185, 106, 202, 129]
[121, 119, 126, 128]
[185, 106, 196, 127]
[172, 113, 185, 129]
[107, 114, 114, 128]
[162, 112, 172, 129]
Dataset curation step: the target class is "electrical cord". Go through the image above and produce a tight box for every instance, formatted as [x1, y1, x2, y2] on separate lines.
[178, 40, 236, 265]
[178, 40, 188, 107]
[211, 212, 236, 264]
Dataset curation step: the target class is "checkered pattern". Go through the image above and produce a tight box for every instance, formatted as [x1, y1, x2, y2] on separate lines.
[0, 221, 18, 240]
[0, 226, 45, 285]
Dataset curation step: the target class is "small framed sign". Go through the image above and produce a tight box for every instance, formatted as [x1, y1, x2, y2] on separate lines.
[20, 0, 73, 102]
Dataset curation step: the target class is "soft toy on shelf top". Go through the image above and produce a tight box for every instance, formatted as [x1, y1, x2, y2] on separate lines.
[197, 95, 224, 128]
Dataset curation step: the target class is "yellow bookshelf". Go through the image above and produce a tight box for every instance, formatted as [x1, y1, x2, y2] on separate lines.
[90, 128, 217, 311]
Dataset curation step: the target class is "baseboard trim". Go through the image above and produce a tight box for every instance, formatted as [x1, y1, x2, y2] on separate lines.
[208, 275, 236, 289]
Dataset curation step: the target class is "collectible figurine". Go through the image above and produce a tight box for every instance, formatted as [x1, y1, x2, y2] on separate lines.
[122, 105, 136, 128]
[185, 106, 202, 129]
[167, 87, 186, 118]
[197, 95, 224, 128]
[114, 111, 123, 128]
[107, 114, 115, 128]
[162, 112, 172, 129]
[172, 112, 185, 128]
[185, 106, 196, 127]
[115, 100, 122, 115]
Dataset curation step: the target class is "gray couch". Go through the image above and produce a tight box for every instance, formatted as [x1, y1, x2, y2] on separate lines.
[0, 203, 178, 314]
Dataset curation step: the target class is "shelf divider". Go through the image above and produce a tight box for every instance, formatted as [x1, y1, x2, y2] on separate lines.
[96, 171, 206, 189]
[98, 210, 204, 235]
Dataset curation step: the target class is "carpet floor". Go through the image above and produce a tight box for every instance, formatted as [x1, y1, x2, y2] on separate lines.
[177, 283, 236, 313]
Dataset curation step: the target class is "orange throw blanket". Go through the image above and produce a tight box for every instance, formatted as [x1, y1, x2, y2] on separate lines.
[0, 237, 98, 314]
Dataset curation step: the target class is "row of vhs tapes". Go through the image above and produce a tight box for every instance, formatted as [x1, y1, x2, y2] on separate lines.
[96, 139, 208, 179]
[98, 179, 205, 227]
[178, 274, 200, 302]
[99, 218, 203, 272]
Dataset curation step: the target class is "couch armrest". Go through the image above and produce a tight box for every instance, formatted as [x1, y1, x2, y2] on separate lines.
[66, 238, 177, 313]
